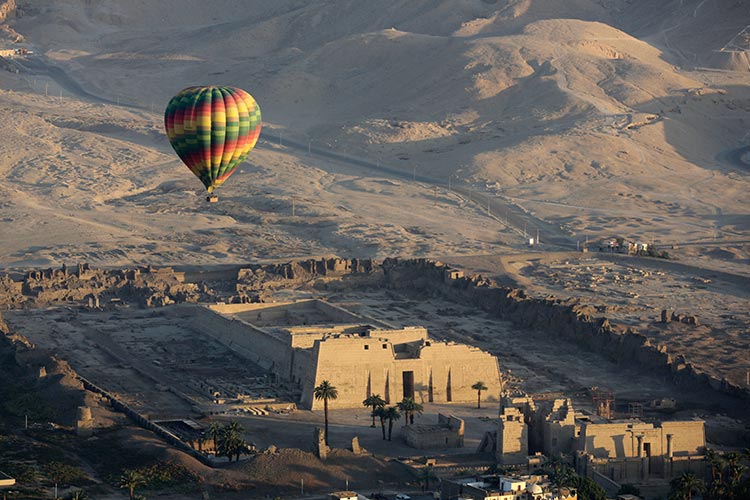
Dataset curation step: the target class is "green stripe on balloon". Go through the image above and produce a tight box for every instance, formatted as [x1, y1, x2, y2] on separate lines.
[164, 85, 261, 194]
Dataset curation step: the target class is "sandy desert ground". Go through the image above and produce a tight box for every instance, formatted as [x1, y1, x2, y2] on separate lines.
[0, 0, 746, 271]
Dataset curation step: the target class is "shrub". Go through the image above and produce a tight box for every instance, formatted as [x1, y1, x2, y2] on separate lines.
[43, 461, 89, 487]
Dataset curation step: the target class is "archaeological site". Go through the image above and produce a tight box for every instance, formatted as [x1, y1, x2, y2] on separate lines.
[1, 255, 748, 498]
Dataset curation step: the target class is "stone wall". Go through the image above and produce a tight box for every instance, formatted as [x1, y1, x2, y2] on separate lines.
[302, 334, 501, 410]
[497, 406, 528, 464]
[190, 305, 292, 375]
[402, 413, 464, 449]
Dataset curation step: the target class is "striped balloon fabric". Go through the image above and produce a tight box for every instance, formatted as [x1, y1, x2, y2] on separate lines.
[164, 86, 262, 193]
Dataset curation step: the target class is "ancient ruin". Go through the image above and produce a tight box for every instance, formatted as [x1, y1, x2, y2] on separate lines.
[402, 413, 465, 449]
[488, 394, 706, 484]
[200, 300, 501, 410]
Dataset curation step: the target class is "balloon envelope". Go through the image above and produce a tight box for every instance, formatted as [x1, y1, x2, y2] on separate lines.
[164, 86, 261, 193]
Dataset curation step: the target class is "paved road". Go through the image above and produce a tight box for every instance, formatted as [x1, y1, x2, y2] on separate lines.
[15, 55, 126, 106]
[18, 53, 576, 249]
[264, 133, 576, 249]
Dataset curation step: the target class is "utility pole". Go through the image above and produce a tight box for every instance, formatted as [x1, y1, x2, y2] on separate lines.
[291, 197, 296, 217]
[536, 228, 540, 245]
[279, 131, 282, 146]
[308, 139, 312, 154]
[487, 197, 491, 216]
[412, 165, 417, 181]
[301, 478, 304, 496]
[45, 82, 48, 96]
[433, 186, 438, 206]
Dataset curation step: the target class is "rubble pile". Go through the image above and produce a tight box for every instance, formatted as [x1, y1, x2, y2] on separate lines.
[233, 257, 379, 302]
[0, 263, 215, 309]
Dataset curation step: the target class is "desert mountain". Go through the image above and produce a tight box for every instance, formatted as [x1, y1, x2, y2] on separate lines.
[0, 0, 747, 267]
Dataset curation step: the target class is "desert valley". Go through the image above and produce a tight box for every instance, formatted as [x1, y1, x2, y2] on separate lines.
[0, 1, 748, 499]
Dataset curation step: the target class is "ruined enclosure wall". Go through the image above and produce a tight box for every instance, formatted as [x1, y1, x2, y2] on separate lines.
[212, 300, 366, 326]
[380, 258, 750, 400]
[313, 299, 377, 324]
[189, 306, 292, 376]
[403, 415, 464, 449]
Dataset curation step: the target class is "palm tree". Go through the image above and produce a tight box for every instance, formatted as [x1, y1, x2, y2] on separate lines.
[363, 394, 387, 427]
[724, 451, 746, 490]
[67, 490, 88, 500]
[207, 421, 222, 454]
[471, 381, 488, 409]
[373, 406, 387, 440]
[217, 421, 249, 462]
[314, 380, 338, 445]
[397, 397, 423, 425]
[670, 472, 704, 500]
[705, 448, 726, 499]
[384, 406, 401, 441]
[119, 469, 145, 500]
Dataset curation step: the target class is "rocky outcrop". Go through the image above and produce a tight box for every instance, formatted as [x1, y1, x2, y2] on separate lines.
[0, 310, 9, 334]
[0, 0, 16, 23]
[0, 259, 381, 308]
[0, 263, 215, 309]
[234, 257, 379, 301]
[660, 309, 699, 326]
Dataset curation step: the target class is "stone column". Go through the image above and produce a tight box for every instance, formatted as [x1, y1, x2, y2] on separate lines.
[666, 433, 674, 478]
[636, 435, 645, 480]
[636, 435, 643, 458]
[666, 434, 673, 458]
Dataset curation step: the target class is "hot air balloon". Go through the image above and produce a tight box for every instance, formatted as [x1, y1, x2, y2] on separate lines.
[164, 86, 261, 201]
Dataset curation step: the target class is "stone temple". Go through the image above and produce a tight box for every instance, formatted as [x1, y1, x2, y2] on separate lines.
[191, 299, 501, 410]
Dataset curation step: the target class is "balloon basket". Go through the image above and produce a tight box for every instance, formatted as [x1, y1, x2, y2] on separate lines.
[206, 195, 219, 203]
